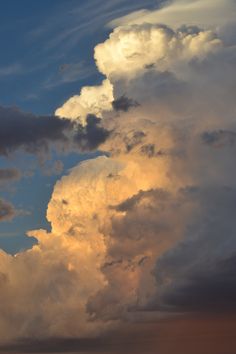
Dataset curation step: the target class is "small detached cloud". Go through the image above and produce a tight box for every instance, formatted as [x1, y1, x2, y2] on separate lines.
[0, 199, 16, 222]
[0, 168, 21, 184]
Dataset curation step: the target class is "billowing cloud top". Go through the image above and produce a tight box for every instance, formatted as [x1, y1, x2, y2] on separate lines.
[94, 24, 221, 79]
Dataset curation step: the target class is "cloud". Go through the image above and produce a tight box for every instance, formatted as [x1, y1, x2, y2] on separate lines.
[0, 64, 23, 78]
[108, 0, 236, 30]
[87, 188, 191, 321]
[0, 106, 110, 158]
[1, 317, 236, 354]
[0, 199, 16, 222]
[44, 62, 95, 89]
[160, 253, 236, 312]
[112, 95, 140, 112]
[202, 130, 236, 148]
[0, 168, 21, 184]
[73, 115, 110, 151]
[148, 186, 236, 313]
[27, 0, 158, 53]
[0, 156, 145, 341]
[55, 79, 113, 125]
[1, 0, 236, 345]
[0, 106, 71, 156]
[0, 337, 106, 353]
[94, 24, 221, 79]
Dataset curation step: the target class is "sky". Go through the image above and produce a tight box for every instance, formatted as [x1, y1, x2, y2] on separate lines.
[0, 0, 159, 254]
[0, 0, 236, 353]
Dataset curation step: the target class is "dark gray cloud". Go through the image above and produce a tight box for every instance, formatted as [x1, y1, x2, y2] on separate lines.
[88, 185, 236, 320]
[0, 168, 21, 183]
[1, 318, 236, 354]
[124, 131, 146, 153]
[140, 144, 164, 158]
[0, 199, 16, 222]
[113, 188, 168, 212]
[160, 253, 236, 313]
[149, 186, 236, 314]
[0, 107, 110, 157]
[202, 130, 236, 148]
[113, 70, 186, 108]
[0, 106, 72, 156]
[74, 115, 110, 151]
[112, 95, 140, 112]
[0, 337, 106, 353]
[0, 326, 164, 354]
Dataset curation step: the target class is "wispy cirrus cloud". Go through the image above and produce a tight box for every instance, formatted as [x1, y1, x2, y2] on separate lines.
[43, 61, 96, 89]
[27, 0, 160, 52]
[0, 63, 23, 77]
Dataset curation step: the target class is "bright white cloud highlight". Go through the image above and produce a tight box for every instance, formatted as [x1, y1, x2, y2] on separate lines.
[94, 24, 221, 79]
[55, 79, 113, 125]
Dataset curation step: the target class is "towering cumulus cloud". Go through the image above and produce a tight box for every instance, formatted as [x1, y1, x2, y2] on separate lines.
[55, 79, 113, 126]
[0, 0, 236, 343]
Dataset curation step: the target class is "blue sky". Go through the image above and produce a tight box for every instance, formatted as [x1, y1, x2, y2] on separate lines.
[0, 0, 158, 115]
[0, 0, 160, 254]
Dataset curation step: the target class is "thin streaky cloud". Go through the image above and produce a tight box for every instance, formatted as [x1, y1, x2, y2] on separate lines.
[27, 0, 159, 52]
[0, 64, 23, 77]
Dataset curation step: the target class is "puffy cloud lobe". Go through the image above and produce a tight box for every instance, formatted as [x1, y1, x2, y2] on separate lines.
[94, 24, 222, 79]
[55, 23, 222, 131]
[0, 156, 154, 340]
[55, 79, 113, 125]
